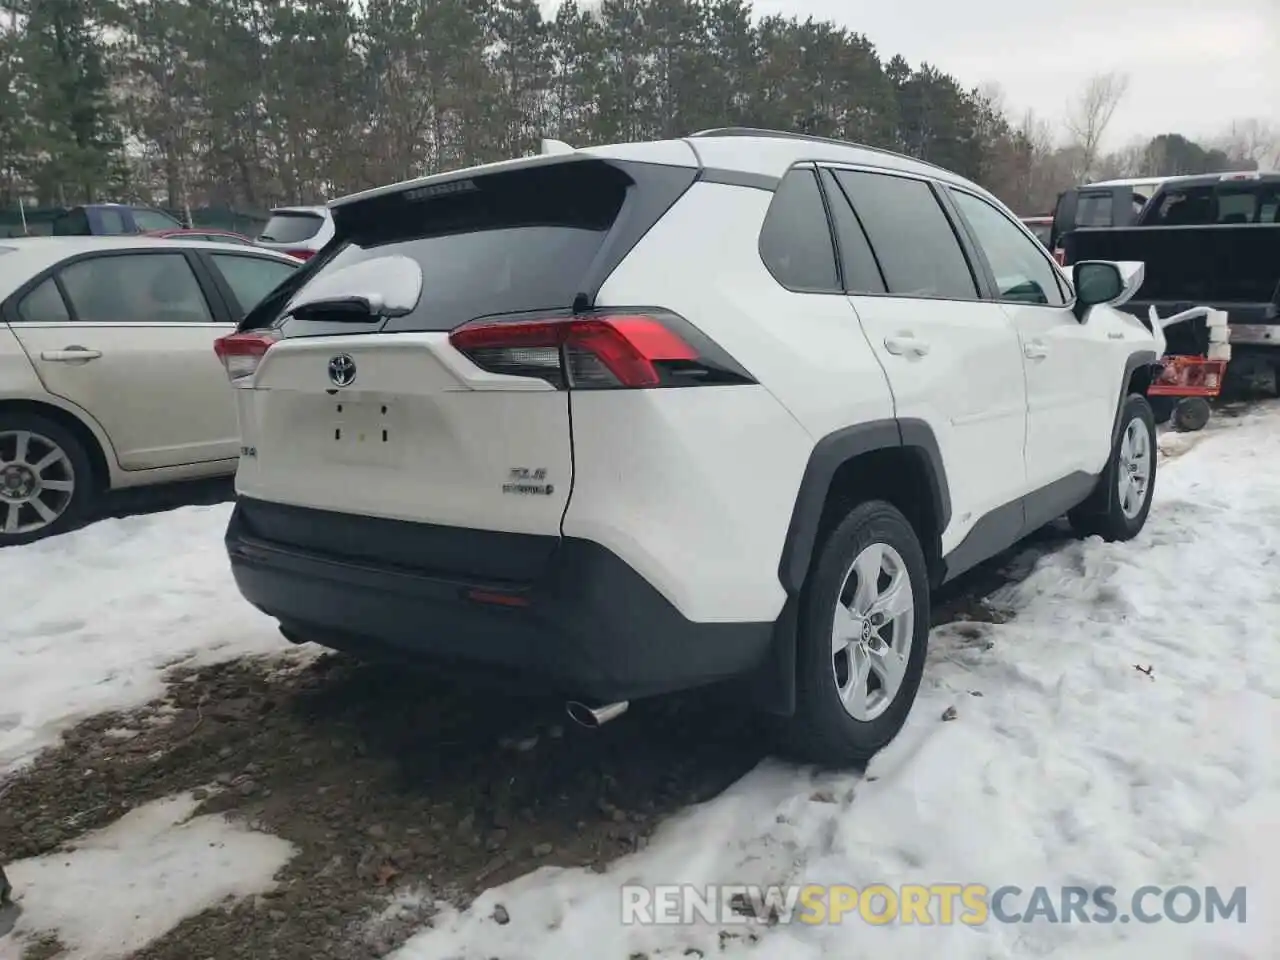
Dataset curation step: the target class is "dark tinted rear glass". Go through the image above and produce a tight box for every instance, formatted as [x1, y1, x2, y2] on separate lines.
[1147, 186, 1214, 226]
[132, 208, 182, 231]
[1076, 192, 1115, 227]
[51, 209, 90, 235]
[280, 160, 635, 335]
[97, 208, 129, 234]
[259, 212, 324, 244]
[757, 168, 840, 292]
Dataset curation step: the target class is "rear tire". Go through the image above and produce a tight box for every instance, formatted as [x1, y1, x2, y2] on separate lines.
[0, 412, 96, 546]
[781, 500, 930, 767]
[1068, 394, 1156, 542]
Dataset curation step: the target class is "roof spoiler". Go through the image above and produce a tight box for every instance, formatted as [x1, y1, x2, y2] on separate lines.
[540, 138, 575, 156]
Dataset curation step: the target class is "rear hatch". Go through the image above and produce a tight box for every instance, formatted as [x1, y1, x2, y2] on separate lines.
[221, 154, 699, 582]
[256, 209, 327, 259]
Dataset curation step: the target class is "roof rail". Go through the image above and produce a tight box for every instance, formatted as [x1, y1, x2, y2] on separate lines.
[688, 127, 951, 174]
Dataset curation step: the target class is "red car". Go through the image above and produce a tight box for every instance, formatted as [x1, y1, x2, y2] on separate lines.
[145, 227, 258, 246]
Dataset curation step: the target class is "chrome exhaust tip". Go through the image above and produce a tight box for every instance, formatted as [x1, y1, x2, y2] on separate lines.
[565, 700, 630, 728]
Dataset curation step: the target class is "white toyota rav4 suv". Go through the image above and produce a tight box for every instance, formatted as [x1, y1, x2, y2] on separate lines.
[217, 129, 1164, 765]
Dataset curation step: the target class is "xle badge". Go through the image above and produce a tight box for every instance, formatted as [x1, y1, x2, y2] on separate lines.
[503, 467, 555, 496]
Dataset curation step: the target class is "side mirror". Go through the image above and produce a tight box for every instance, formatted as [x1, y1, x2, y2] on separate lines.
[1072, 260, 1125, 321]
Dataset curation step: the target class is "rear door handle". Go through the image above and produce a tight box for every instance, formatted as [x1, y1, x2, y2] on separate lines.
[884, 335, 930, 357]
[1023, 341, 1049, 360]
[40, 346, 102, 362]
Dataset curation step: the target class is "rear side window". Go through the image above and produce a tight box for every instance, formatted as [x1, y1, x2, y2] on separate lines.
[259, 212, 324, 244]
[275, 159, 694, 335]
[17, 278, 71, 323]
[97, 208, 129, 235]
[1147, 186, 1214, 226]
[1075, 192, 1115, 227]
[831, 170, 978, 300]
[51, 209, 90, 235]
[59, 254, 212, 323]
[758, 168, 840, 293]
[132, 209, 181, 231]
[1216, 189, 1260, 223]
[212, 254, 298, 314]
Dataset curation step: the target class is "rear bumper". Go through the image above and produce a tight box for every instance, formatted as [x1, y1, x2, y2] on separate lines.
[225, 499, 774, 702]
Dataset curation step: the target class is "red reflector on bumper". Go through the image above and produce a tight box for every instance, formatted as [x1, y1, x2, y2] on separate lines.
[465, 589, 530, 608]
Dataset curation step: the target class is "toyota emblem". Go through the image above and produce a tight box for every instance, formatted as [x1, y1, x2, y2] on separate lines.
[328, 354, 356, 388]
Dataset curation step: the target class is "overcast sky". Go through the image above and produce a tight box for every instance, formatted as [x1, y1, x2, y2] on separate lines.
[751, 0, 1279, 150]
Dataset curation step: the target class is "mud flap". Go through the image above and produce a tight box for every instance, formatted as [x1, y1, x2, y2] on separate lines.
[744, 596, 798, 716]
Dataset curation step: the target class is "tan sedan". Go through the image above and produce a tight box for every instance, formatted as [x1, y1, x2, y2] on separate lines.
[0, 237, 300, 544]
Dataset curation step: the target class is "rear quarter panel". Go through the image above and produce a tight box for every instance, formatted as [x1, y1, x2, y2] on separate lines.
[567, 180, 892, 624]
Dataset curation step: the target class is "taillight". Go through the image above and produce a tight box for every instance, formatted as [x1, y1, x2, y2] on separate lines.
[214, 330, 279, 386]
[447, 310, 754, 390]
[285, 249, 315, 261]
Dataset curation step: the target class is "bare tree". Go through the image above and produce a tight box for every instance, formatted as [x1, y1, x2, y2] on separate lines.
[1064, 71, 1130, 181]
[1216, 118, 1279, 169]
[1017, 108, 1064, 209]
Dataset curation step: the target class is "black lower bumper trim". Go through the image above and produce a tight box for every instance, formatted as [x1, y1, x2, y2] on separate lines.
[226, 501, 774, 702]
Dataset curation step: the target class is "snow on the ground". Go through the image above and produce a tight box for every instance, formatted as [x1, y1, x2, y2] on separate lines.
[0, 792, 295, 960]
[393, 403, 1280, 960]
[0, 503, 292, 773]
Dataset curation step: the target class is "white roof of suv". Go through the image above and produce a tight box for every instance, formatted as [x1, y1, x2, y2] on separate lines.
[330, 128, 985, 211]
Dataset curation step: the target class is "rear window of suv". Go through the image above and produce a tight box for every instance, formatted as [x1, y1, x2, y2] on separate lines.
[259, 211, 325, 244]
[276, 160, 638, 335]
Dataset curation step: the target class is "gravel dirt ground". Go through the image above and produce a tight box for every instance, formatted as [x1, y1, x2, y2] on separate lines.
[0, 520, 1057, 960]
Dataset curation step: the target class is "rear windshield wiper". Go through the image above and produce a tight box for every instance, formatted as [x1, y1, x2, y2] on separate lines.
[290, 295, 385, 322]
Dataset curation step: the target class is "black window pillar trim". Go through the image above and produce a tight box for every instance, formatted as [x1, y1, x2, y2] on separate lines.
[50, 273, 78, 324]
[548, 159, 700, 311]
[183, 249, 236, 323]
[932, 182, 999, 301]
[196, 250, 299, 322]
[818, 166, 890, 295]
[808, 162, 847, 292]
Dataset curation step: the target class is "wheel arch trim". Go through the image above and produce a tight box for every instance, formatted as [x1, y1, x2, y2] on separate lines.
[776, 418, 952, 595]
[1113, 349, 1160, 446]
